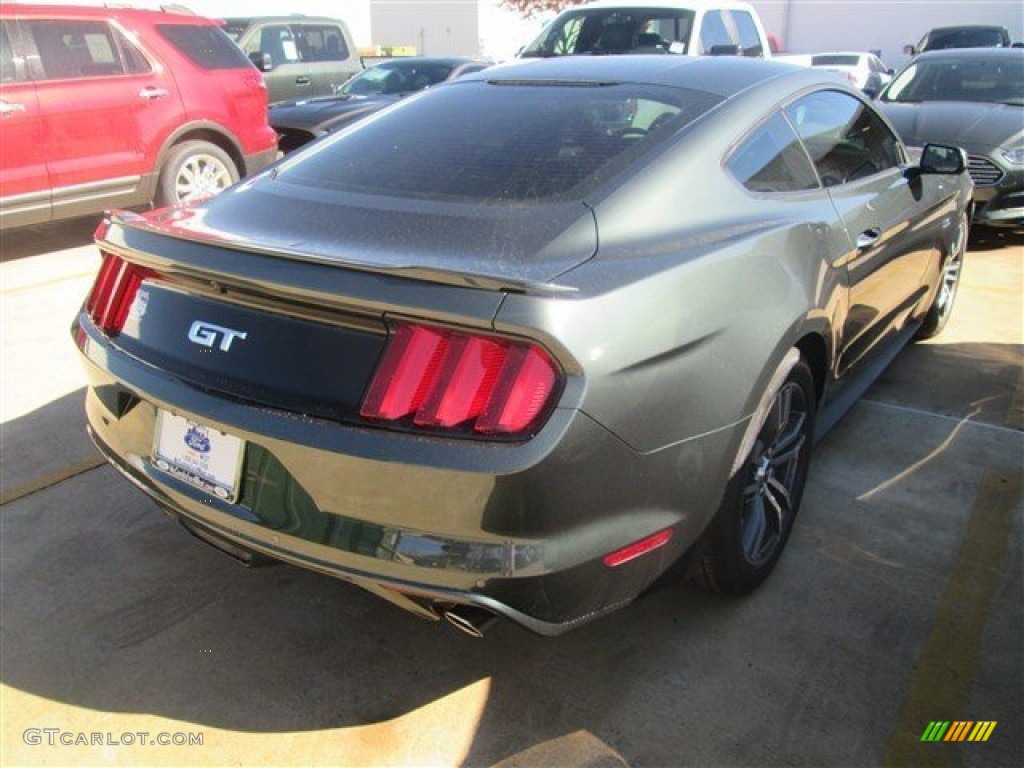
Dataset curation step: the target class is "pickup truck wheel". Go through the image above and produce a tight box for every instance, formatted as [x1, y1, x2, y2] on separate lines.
[915, 211, 968, 340]
[698, 358, 816, 595]
[156, 141, 239, 208]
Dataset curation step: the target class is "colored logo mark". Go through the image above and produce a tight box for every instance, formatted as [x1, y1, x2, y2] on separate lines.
[184, 425, 211, 453]
[920, 721, 997, 742]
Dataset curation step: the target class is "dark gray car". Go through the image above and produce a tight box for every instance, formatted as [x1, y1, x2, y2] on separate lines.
[269, 57, 491, 153]
[879, 48, 1023, 227]
[74, 56, 971, 636]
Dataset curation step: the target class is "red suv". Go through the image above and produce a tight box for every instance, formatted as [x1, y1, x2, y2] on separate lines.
[0, 4, 278, 230]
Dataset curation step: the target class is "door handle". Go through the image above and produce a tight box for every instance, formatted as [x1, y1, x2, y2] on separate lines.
[295, 76, 311, 85]
[0, 100, 27, 116]
[139, 86, 169, 100]
[856, 228, 882, 250]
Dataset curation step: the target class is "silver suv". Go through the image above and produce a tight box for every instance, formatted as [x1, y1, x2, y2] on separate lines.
[225, 16, 362, 104]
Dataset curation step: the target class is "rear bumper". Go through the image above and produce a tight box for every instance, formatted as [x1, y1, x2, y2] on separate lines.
[76, 317, 742, 634]
[243, 146, 280, 177]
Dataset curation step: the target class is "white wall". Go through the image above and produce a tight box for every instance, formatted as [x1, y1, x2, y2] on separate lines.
[369, 0, 478, 55]
[750, 0, 1024, 67]
[10, 1, 1021, 64]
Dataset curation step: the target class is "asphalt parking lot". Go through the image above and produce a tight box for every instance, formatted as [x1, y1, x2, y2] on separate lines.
[1, 218, 1021, 767]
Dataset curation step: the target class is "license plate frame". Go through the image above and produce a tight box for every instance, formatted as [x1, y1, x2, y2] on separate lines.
[152, 410, 244, 503]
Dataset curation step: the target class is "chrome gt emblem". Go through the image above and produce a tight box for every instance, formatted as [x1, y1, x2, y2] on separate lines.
[187, 320, 247, 352]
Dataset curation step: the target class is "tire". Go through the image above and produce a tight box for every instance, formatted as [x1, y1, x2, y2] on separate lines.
[915, 211, 968, 340]
[155, 141, 239, 208]
[698, 357, 816, 596]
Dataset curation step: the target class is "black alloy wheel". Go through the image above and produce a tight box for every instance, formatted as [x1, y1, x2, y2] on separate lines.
[699, 358, 816, 595]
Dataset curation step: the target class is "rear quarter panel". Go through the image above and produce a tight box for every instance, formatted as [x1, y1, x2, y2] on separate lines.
[495, 107, 848, 454]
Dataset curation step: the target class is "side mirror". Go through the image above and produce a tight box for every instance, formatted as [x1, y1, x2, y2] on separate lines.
[902, 44, 916, 56]
[249, 51, 273, 72]
[919, 143, 967, 175]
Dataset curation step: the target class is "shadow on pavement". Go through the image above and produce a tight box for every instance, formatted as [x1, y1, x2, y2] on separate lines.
[968, 225, 1024, 253]
[1, 216, 103, 262]
[0, 389, 96, 500]
[1, 340, 1021, 766]
[865, 342, 1023, 429]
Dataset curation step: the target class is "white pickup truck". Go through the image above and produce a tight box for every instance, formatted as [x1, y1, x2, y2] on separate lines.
[519, 0, 773, 59]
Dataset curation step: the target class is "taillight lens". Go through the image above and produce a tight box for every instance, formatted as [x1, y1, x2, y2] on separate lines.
[85, 253, 156, 335]
[360, 322, 561, 438]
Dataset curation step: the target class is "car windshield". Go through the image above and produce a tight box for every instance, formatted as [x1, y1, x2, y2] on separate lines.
[222, 21, 248, 42]
[882, 57, 1024, 104]
[923, 28, 1006, 51]
[276, 81, 722, 203]
[519, 8, 695, 56]
[342, 60, 454, 96]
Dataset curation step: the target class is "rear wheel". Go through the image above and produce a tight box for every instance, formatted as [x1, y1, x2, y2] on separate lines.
[156, 141, 238, 208]
[698, 358, 816, 595]
[916, 211, 968, 340]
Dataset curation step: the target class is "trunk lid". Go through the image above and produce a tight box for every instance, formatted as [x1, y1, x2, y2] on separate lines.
[155, 174, 598, 289]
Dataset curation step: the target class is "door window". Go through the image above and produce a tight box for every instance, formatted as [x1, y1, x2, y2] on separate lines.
[243, 24, 299, 68]
[25, 20, 147, 79]
[294, 24, 349, 62]
[784, 91, 902, 186]
[1, 23, 22, 82]
[727, 112, 819, 193]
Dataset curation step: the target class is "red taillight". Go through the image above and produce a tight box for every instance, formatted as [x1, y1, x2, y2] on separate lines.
[85, 253, 156, 335]
[603, 529, 674, 568]
[360, 322, 561, 437]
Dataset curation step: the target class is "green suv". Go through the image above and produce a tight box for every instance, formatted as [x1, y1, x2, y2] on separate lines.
[225, 16, 362, 104]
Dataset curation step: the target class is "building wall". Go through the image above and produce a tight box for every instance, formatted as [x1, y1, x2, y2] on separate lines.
[370, 0, 480, 55]
[750, 0, 1024, 67]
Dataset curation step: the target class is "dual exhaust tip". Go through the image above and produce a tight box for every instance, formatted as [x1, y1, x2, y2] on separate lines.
[438, 603, 499, 638]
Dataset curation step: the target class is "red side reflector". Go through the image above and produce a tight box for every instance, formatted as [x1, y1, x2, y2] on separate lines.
[360, 322, 561, 437]
[603, 528, 674, 568]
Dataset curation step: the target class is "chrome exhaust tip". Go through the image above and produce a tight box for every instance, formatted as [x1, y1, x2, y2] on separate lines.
[440, 604, 499, 638]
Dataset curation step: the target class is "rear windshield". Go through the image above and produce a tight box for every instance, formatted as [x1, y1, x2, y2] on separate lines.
[520, 8, 696, 56]
[277, 81, 722, 203]
[157, 24, 253, 69]
[812, 55, 859, 66]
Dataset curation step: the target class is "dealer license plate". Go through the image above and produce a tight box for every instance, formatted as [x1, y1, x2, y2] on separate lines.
[152, 410, 244, 502]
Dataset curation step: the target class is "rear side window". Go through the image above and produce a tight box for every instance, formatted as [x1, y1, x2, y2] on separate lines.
[785, 91, 902, 186]
[278, 82, 722, 203]
[729, 11, 763, 56]
[295, 24, 349, 62]
[699, 11, 733, 53]
[157, 24, 252, 70]
[727, 112, 819, 193]
[25, 20, 150, 79]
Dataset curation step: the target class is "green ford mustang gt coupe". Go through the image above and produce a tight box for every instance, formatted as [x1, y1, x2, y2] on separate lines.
[74, 55, 972, 636]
